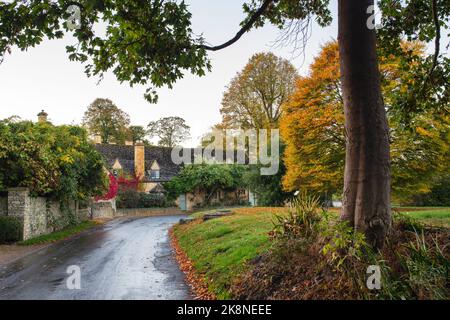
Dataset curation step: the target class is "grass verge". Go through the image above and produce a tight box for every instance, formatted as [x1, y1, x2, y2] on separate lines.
[18, 220, 99, 246]
[401, 209, 450, 227]
[173, 207, 286, 299]
[173, 206, 450, 299]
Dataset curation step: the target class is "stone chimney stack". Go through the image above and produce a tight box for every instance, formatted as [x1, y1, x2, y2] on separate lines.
[93, 135, 102, 144]
[37, 110, 48, 123]
[134, 142, 145, 179]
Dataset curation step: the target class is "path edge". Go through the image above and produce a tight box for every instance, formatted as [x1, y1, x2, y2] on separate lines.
[169, 227, 216, 300]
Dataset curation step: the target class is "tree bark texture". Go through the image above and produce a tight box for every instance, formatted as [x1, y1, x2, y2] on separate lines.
[338, 0, 392, 249]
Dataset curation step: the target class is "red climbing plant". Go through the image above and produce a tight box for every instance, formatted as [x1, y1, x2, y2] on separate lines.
[95, 174, 119, 201]
[117, 175, 141, 191]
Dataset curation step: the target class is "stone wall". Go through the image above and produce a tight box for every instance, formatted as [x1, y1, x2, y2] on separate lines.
[7, 188, 30, 218]
[182, 188, 250, 212]
[115, 207, 183, 217]
[25, 197, 47, 239]
[45, 199, 79, 232]
[92, 200, 115, 219]
[5, 188, 87, 241]
[2, 188, 185, 241]
[185, 191, 206, 212]
[92, 199, 183, 219]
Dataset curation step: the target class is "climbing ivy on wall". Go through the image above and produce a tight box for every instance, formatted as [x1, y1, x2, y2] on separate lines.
[0, 118, 108, 200]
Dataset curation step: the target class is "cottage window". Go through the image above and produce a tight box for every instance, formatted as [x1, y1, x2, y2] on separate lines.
[150, 170, 160, 179]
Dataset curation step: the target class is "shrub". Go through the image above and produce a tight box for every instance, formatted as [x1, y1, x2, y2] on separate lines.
[272, 192, 322, 239]
[315, 214, 450, 299]
[379, 230, 450, 300]
[393, 210, 424, 232]
[402, 232, 449, 299]
[0, 120, 108, 200]
[116, 189, 173, 209]
[138, 193, 172, 208]
[0, 216, 23, 243]
[233, 193, 450, 300]
[164, 164, 247, 202]
[243, 157, 291, 207]
[116, 189, 141, 208]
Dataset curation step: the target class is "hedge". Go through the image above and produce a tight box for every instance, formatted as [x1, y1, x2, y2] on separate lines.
[0, 216, 23, 243]
[116, 189, 174, 209]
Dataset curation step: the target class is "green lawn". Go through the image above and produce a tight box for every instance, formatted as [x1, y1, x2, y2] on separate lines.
[173, 206, 450, 298]
[173, 207, 286, 299]
[401, 208, 450, 227]
[19, 220, 99, 246]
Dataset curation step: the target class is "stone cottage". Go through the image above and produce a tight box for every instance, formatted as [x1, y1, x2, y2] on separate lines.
[35, 110, 250, 211]
[93, 143, 250, 211]
[93, 143, 181, 194]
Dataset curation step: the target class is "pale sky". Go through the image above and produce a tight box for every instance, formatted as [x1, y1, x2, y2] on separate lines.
[0, 1, 338, 146]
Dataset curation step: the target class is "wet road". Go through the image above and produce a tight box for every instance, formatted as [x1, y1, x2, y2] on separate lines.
[0, 216, 192, 300]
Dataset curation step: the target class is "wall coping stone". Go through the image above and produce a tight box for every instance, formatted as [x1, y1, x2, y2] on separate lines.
[7, 187, 30, 192]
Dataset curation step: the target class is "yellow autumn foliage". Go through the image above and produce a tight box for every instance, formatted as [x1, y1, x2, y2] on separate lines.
[280, 41, 449, 202]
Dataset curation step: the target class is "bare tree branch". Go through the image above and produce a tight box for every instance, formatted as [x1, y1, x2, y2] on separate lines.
[199, 0, 274, 51]
[271, 16, 313, 61]
[429, 0, 440, 77]
[419, 0, 441, 97]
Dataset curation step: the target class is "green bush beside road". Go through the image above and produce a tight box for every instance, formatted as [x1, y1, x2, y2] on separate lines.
[0, 216, 23, 243]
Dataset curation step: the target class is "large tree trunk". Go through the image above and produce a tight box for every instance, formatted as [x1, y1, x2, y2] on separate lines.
[338, 0, 391, 249]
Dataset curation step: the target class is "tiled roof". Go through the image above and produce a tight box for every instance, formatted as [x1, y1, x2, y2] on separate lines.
[94, 144, 251, 182]
[94, 144, 183, 181]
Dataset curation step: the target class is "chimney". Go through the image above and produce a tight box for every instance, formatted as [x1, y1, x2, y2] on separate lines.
[134, 142, 145, 179]
[92, 135, 102, 144]
[37, 110, 48, 123]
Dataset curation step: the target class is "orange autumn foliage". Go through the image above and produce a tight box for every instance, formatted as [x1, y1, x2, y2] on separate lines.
[281, 41, 344, 194]
[280, 41, 449, 201]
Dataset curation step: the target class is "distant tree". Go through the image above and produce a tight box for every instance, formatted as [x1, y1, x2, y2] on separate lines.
[129, 125, 148, 144]
[216, 53, 298, 206]
[164, 164, 247, 204]
[82, 98, 130, 144]
[244, 148, 291, 206]
[214, 53, 297, 205]
[280, 41, 449, 203]
[413, 175, 450, 207]
[147, 116, 190, 147]
[220, 52, 298, 129]
[281, 42, 345, 197]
